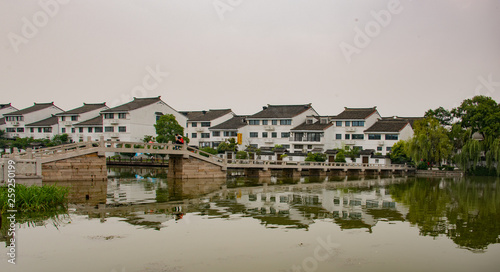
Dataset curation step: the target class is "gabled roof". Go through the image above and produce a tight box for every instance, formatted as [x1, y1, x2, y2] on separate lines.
[179, 111, 205, 120]
[382, 116, 423, 128]
[74, 115, 103, 126]
[101, 97, 162, 113]
[331, 107, 378, 120]
[186, 109, 232, 122]
[25, 115, 58, 127]
[364, 120, 410, 133]
[56, 103, 107, 116]
[4, 102, 62, 116]
[209, 116, 248, 130]
[249, 104, 315, 119]
[291, 120, 333, 131]
[0, 103, 16, 110]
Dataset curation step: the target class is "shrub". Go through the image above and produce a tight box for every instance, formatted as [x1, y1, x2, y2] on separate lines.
[335, 152, 346, 163]
[416, 161, 429, 170]
[305, 152, 326, 162]
[236, 151, 248, 159]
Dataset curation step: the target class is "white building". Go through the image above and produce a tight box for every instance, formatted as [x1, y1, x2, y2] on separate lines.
[72, 116, 104, 142]
[55, 103, 108, 142]
[2, 102, 64, 139]
[99, 96, 187, 142]
[0, 103, 18, 116]
[363, 118, 414, 155]
[209, 116, 249, 149]
[329, 107, 381, 151]
[290, 116, 334, 153]
[244, 104, 319, 150]
[25, 115, 59, 140]
[182, 109, 234, 148]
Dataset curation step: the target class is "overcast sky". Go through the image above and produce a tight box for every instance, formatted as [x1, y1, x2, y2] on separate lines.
[1, 0, 499, 117]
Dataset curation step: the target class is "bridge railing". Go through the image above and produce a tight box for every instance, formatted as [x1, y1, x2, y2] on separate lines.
[226, 159, 412, 169]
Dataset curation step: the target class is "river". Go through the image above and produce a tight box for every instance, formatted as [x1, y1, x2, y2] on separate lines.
[1, 167, 499, 272]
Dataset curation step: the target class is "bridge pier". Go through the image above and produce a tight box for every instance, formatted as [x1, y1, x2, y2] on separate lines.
[309, 169, 327, 177]
[327, 169, 347, 176]
[168, 155, 227, 179]
[42, 153, 107, 182]
[283, 168, 301, 178]
[244, 168, 271, 178]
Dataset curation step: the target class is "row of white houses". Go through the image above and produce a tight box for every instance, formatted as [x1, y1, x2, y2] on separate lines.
[0, 97, 420, 157]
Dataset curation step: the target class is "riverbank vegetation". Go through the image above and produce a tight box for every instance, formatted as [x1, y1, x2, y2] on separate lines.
[394, 95, 500, 175]
[0, 184, 69, 213]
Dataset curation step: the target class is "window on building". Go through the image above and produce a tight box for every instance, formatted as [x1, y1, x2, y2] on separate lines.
[295, 145, 303, 150]
[272, 120, 278, 125]
[352, 134, 364, 140]
[104, 113, 114, 119]
[306, 119, 314, 124]
[294, 132, 304, 141]
[368, 134, 381, 140]
[281, 132, 290, 138]
[249, 144, 258, 148]
[201, 133, 210, 138]
[61, 128, 66, 133]
[39, 128, 44, 133]
[354, 146, 363, 150]
[60, 116, 65, 121]
[336, 134, 342, 140]
[345, 121, 350, 126]
[118, 113, 126, 119]
[88, 127, 93, 133]
[71, 128, 75, 133]
[282, 144, 290, 149]
[191, 133, 197, 138]
[320, 118, 328, 124]
[249, 120, 260, 125]
[79, 127, 84, 133]
[306, 133, 322, 142]
[191, 122, 197, 127]
[262, 120, 268, 125]
[386, 146, 392, 152]
[377, 146, 382, 151]
[71, 116, 78, 121]
[95, 127, 103, 133]
[6, 128, 15, 132]
[44, 128, 52, 133]
[385, 134, 399, 140]
[262, 132, 268, 138]
[272, 132, 277, 138]
[30, 128, 34, 133]
[118, 126, 126, 132]
[345, 134, 350, 140]
[280, 119, 292, 125]
[212, 131, 220, 137]
[17, 128, 24, 132]
[250, 132, 258, 138]
[156, 115, 162, 121]
[352, 121, 365, 127]
[224, 131, 237, 137]
[336, 121, 342, 127]
[201, 122, 211, 127]
[104, 127, 114, 132]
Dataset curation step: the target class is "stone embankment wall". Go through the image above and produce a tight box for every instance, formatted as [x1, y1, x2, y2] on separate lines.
[42, 153, 107, 181]
[168, 156, 226, 179]
[415, 170, 464, 178]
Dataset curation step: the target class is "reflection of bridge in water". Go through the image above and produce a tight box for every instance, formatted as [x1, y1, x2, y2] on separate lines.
[69, 176, 410, 231]
[1, 138, 415, 184]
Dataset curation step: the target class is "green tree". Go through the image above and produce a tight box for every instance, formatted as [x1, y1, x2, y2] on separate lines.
[154, 114, 184, 143]
[425, 106, 453, 126]
[345, 147, 360, 162]
[143, 135, 155, 143]
[217, 138, 238, 153]
[390, 140, 410, 164]
[305, 152, 326, 162]
[334, 151, 346, 163]
[406, 117, 452, 166]
[236, 151, 248, 159]
[47, 134, 69, 146]
[452, 95, 500, 140]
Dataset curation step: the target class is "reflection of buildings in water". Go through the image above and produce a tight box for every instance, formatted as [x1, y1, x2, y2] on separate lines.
[106, 178, 167, 204]
[167, 178, 226, 199]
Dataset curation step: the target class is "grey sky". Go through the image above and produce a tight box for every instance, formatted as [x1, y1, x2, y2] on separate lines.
[1, 0, 499, 117]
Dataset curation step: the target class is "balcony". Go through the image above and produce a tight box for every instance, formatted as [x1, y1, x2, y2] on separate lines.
[63, 121, 72, 126]
[12, 121, 20, 126]
[264, 139, 274, 144]
[264, 125, 275, 131]
[196, 128, 204, 132]
[345, 127, 356, 132]
[110, 120, 119, 125]
[377, 141, 385, 146]
[345, 140, 356, 145]
[110, 133, 120, 138]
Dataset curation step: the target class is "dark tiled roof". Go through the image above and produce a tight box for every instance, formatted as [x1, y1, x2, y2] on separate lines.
[249, 104, 314, 118]
[325, 149, 339, 154]
[74, 116, 103, 126]
[56, 103, 107, 115]
[364, 120, 410, 133]
[0, 117, 5, 125]
[0, 103, 16, 110]
[187, 109, 232, 121]
[359, 149, 375, 156]
[331, 107, 378, 120]
[26, 115, 58, 127]
[101, 97, 162, 113]
[4, 102, 61, 116]
[179, 111, 205, 120]
[291, 121, 333, 131]
[382, 116, 423, 128]
[209, 116, 248, 130]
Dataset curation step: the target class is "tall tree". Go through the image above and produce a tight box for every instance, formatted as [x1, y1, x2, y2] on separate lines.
[452, 95, 500, 140]
[406, 117, 452, 166]
[425, 106, 453, 126]
[154, 114, 184, 143]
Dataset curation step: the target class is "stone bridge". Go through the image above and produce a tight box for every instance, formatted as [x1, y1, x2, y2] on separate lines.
[0, 138, 414, 183]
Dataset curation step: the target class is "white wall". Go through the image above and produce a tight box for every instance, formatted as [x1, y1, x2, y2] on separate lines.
[4, 106, 63, 138]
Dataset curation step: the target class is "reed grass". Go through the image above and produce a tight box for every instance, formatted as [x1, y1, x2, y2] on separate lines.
[0, 184, 69, 213]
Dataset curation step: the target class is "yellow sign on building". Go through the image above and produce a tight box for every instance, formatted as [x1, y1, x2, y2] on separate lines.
[237, 133, 242, 144]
